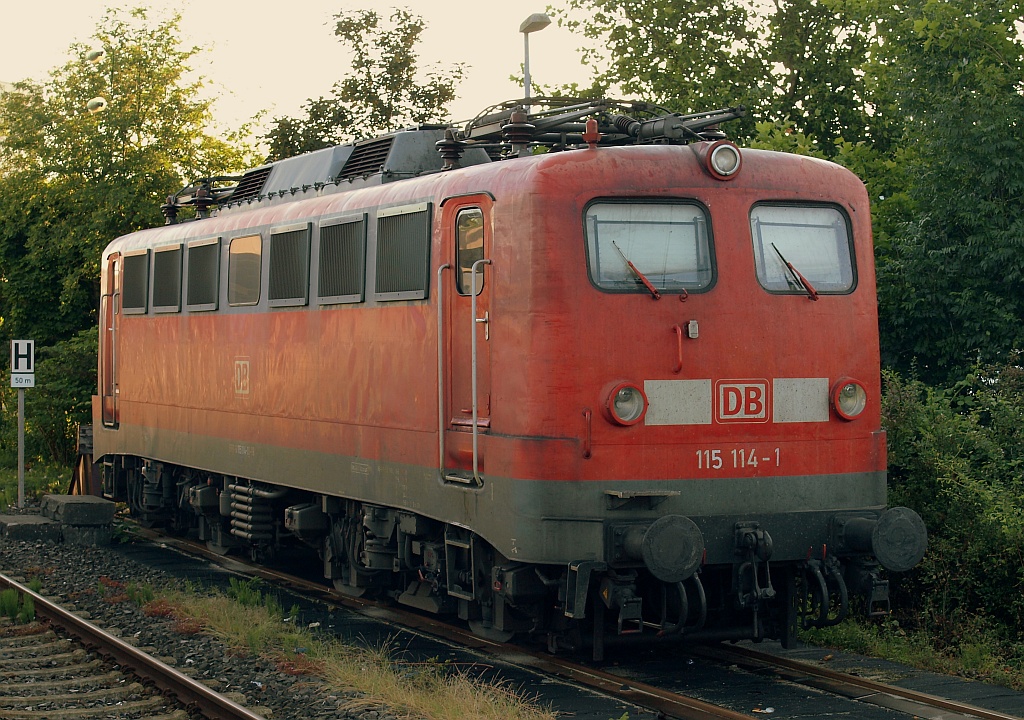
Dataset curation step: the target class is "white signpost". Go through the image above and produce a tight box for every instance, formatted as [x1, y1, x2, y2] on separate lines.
[10, 340, 35, 509]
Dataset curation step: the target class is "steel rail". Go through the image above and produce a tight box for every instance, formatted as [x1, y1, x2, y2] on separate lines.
[0, 570, 267, 720]
[696, 643, 1021, 720]
[135, 531, 754, 719]
[140, 531, 1023, 720]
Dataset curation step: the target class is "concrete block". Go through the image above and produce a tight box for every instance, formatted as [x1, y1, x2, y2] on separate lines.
[61, 524, 113, 547]
[42, 494, 116, 526]
[0, 514, 61, 543]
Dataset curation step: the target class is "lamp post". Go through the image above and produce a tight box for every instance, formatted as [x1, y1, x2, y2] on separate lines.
[520, 12, 551, 105]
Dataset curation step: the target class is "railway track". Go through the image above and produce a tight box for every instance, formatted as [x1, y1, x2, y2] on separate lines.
[147, 530, 1024, 720]
[0, 571, 267, 720]
[695, 643, 1023, 720]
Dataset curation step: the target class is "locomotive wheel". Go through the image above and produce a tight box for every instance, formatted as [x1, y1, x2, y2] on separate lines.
[467, 618, 515, 643]
[332, 576, 369, 597]
[206, 540, 232, 556]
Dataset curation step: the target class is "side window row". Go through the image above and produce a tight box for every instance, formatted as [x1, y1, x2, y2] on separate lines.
[120, 202, 431, 314]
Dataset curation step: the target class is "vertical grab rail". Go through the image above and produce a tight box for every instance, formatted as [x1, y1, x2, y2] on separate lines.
[470, 258, 492, 484]
[436, 264, 451, 477]
[672, 324, 684, 374]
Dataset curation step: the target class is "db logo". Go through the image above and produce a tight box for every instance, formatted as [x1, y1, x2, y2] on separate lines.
[716, 380, 770, 423]
[234, 358, 250, 396]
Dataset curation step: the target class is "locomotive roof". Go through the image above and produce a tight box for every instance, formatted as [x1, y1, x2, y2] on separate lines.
[162, 98, 746, 223]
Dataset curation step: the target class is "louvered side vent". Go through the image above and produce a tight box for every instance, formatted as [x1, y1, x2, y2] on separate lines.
[336, 137, 394, 181]
[229, 166, 273, 204]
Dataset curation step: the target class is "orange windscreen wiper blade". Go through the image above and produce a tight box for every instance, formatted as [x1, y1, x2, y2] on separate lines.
[611, 241, 661, 299]
[772, 243, 819, 301]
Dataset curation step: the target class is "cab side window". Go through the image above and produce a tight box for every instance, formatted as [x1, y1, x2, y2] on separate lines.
[456, 208, 485, 296]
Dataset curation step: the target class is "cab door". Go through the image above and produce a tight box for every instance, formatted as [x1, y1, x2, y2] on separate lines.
[441, 195, 493, 481]
[99, 253, 121, 427]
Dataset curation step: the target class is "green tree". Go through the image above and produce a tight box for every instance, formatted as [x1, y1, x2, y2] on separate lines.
[0, 7, 254, 465]
[554, 0, 882, 153]
[264, 8, 465, 161]
[555, 0, 770, 138]
[0, 7, 253, 351]
[871, 0, 1024, 384]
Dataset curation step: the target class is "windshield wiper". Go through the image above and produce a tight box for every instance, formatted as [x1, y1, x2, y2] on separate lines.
[771, 244, 819, 301]
[611, 241, 661, 299]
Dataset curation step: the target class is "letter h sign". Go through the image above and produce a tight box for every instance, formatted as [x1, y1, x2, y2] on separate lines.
[11, 340, 34, 374]
[10, 340, 35, 388]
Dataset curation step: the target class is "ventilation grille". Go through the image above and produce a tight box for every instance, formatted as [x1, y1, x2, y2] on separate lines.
[337, 137, 394, 181]
[122, 252, 149, 313]
[268, 229, 309, 304]
[187, 242, 220, 309]
[376, 208, 430, 299]
[230, 166, 273, 203]
[319, 220, 365, 301]
[152, 247, 182, 311]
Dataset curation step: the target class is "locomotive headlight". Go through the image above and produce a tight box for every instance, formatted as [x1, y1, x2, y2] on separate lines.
[710, 143, 741, 176]
[832, 378, 867, 420]
[607, 383, 648, 426]
[694, 139, 742, 180]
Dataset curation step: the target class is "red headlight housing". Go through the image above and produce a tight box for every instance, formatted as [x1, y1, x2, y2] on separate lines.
[694, 140, 742, 181]
[831, 378, 867, 420]
[606, 382, 648, 426]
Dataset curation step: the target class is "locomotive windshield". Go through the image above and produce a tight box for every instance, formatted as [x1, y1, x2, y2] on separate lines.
[750, 205, 855, 294]
[585, 201, 713, 294]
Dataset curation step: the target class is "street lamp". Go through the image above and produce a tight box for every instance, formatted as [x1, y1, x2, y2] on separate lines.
[520, 12, 551, 103]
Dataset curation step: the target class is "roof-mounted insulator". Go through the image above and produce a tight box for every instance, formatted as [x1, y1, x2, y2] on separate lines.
[160, 196, 178, 226]
[436, 128, 466, 169]
[501, 109, 536, 158]
[699, 124, 727, 141]
[194, 186, 213, 219]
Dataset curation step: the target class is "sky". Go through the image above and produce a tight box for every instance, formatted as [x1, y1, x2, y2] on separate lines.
[0, 0, 593, 130]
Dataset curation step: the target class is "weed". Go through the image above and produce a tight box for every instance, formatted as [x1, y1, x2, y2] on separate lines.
[126, 582, 155, 606]
[227, 577, 264, 607]
[143, 599, 177, 618]
[157, 584, 557, 720]
[0, 463, 70, 506]
[0, 588, 18, 618]
[17, 595, 34, 623]
[0, 588, 36, 623]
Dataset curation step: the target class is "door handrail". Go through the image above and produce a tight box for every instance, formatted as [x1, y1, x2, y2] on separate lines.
[470, 258, 492, 485]
[436, 264, 451, 476]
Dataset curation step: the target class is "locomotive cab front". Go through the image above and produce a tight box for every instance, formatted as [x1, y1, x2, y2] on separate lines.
[470, 137, 927, 654]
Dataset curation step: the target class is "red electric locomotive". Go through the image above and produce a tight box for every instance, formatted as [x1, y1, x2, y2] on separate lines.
[92, 99, 926, 657]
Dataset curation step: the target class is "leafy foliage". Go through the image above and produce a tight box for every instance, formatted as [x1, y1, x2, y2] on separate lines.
[264, 8, 465, 162]
[556, 0, 769, 138]
[871, 0, 1024, 384]
[883, 366, 1024, 653]
[0, 8, 253, 352]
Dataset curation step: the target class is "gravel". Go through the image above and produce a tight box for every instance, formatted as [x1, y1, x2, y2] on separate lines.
[0, 521, 407, 720]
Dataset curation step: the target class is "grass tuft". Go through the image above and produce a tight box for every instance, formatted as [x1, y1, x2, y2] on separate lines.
[151, 585, 557, 720]
[0, 587, 36, 623]
[801, 613, 1024, 690]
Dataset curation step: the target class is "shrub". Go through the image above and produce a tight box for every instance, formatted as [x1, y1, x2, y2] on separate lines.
[883, 364, 1024, 650]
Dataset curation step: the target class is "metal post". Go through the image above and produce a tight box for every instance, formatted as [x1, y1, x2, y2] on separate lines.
[523, 33, 532, 102]
[17, 388, 24, 509]
[519, 13, 550, 109]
